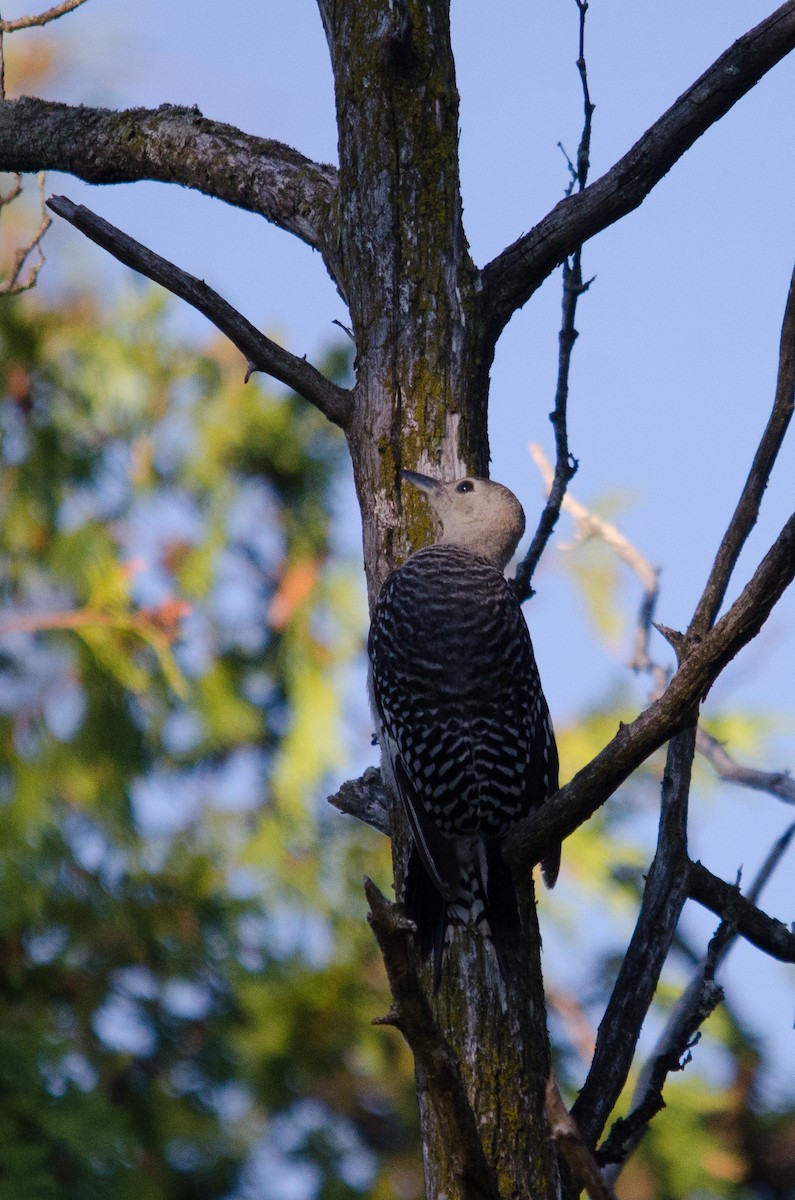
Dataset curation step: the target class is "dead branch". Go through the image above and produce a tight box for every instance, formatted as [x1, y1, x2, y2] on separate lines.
[47, 195, 353, 429]
[531, 441, 664, 688]
[0, 175, 22, 204]
[328, 766, 391, 836]
[570, 725, 697, 1147]
[687, 859, 795, 962]
[0, 99, 339, 264]
[478, 2, 795, 338]
[599, 822, 795, 1178]
[505, 509, 795, 873]
[0, 0, 89, 33]
[528, 444, 659, 596]
[363, 878, 499, 1200]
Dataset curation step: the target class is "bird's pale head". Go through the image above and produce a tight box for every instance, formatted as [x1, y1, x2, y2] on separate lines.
[401, 470, 525, 571]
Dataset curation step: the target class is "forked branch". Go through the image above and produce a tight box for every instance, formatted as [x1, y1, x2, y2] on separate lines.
[0, 172, 51, 295]
[599, 822, 795, 1178]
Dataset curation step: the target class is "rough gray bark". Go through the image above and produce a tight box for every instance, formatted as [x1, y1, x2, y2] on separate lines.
[0, 99, 338, 255]
[1, 2, 794, 1196]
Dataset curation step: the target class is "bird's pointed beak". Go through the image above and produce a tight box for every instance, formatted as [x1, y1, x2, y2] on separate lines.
[400, 469, 442, 495]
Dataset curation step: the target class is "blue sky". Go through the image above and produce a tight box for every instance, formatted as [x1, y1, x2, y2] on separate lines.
[8, 0, 794, 1098]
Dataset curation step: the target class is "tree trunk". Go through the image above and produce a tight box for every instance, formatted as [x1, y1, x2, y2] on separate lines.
[319, 2, 558, 1194]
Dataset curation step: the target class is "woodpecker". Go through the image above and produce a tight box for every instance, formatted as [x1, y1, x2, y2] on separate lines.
[368, 470, 560, 990]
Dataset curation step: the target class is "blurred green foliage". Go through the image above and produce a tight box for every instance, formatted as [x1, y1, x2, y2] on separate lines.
[0, 283, 417, 1199]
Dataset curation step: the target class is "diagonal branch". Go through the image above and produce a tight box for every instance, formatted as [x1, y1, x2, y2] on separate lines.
[0, 98, 340, 267]
[505, 510, 795, 873]
[46, 196, 353, 429]
[689, 261, 795, 637]
[570, 725, 697, 1147]
[687, 858, 795, 962]
[478, 2, 795, 339]
[696, 726, 795, 804]
[364, 878, 500, 1200]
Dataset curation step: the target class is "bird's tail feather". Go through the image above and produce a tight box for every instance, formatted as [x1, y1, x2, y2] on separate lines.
[404, 843, 447, 991]
[541, 841, 561, 889]
[403, 840, 523, 991]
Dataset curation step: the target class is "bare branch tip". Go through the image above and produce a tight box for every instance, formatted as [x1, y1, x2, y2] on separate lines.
[653, 622, 685, 657]
[372, 1009, 403, 1030]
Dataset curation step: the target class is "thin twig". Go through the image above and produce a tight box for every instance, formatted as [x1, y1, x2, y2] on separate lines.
[0, 173, 51, 295]
[530, 442, 665, 687]
[514, 0, 595, 600]
[689, 263, 795, 638]
[46, 195, 353, 429]
[0, 176, 22, 205]
[0, 0, 89, 33]
[529, 444, 658, 595]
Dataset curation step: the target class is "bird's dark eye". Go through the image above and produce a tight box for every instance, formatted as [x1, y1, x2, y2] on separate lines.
[456, 480, 475, 494]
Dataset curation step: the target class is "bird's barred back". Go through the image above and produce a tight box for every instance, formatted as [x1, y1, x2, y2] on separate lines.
[369, 544, 556, 838]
